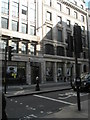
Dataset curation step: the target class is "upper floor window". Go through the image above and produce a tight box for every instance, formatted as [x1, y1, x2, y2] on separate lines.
[81, 26, 85, 33]
[81, 5, 83, 9]
[45, 44, 54, 55]
[46, 26, 52, 40]
[30, 25, 35, 35]
[1, 17, 8, 29]
[57, 29, 62, 42]
[22, 5, 27, 21]
[57, 16, 62, 24]
[12, 21, 18, 31]
[67, 20, 70, 27]
[30, 44, 34, 55]
[1, 0, 9, 15]
[45, 0, 52, 6]
[47, 11, 52, 21]
[57, 3, 61, 11]
[21, 23, 27, 33]
[81, 15, 84, 22]
[74, 11, 78, 19]
[30, 4, 35, 23]
[12, 1, 19, 18]
[66, 7, 70, 15]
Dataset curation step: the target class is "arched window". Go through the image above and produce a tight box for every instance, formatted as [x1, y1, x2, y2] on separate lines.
[45, 44, 54, 55]
[57, 46, 64, 56]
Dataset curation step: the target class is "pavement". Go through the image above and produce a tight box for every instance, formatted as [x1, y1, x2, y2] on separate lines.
[3, 81, 90, 119]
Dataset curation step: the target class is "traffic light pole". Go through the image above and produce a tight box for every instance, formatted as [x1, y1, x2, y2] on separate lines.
[74, 31, 81, 111]
[4, 46, 7, 94]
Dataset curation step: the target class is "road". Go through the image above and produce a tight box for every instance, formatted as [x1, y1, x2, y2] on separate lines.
[6, 89, 89, 119]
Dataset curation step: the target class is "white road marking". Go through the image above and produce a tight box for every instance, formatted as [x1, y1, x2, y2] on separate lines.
[20, 103, 23, 105]
[15, 101, 17, 103]
[33, 94, 76, 106]
[40, 111, 44, 113]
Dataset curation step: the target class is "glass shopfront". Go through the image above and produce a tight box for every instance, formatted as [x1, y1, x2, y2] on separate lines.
[2, 61, 26, 85]
[57, 63, 64, 81]
[46, 62, 54, 81]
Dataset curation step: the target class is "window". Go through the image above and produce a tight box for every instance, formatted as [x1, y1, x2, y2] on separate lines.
[74, 11, 78, 19]
[12, 1, 19, 17]
[81, 15, 84, 22]
[66, 7, 70, 15]
[1, 0, 9, 15]
[45, 0, 51, 6]
[12, 21, 18, 31]
[81, 5, 83, 9]
[21, 23, 27, 33]
[30, 26, 35, 35]
[81, 26, 85, 33]
[47, 11, 52, 21]
[82, 37, 86, 47]
[1, 17, 8, 29]
[0, 39, 7, 52]
[57, 3, 61, 11]
[57, 16, 62, 24]
[46, 26, 52, 40]
[22, 5, 27, 20]
[30, 44, 34, 55]
[30, 3, 35, 23]
[74, 1, 77, 5]
[45, 44, 54, 55]
[67, 20, 70, 27]
[11, 41, 18, 53]
[21, 43, 27, 54]
[57, 29, 62, 42]
[57, 46, 64, 56]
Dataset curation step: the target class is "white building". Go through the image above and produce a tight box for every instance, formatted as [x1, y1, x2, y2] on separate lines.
[0, 0, 89, 85]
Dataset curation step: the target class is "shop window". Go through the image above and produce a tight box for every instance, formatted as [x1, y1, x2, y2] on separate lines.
[11, 41, 18, 53]
[46, 62, 54, 81]
[21, 42, 27, 54]
[45, 44, 54, 55]
[0, 39, 7, 52]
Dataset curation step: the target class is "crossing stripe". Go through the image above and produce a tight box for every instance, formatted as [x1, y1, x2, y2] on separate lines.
[33, 94, 76, 106]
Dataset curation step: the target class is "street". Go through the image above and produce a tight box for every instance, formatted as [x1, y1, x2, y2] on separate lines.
[6, 89, 89, 119]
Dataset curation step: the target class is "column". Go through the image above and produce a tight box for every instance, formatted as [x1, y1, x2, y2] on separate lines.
[43, 61, 46, 83]
[26, 61, 31, 85]
[54, 62, 57, 82]
[41, 62, 44, 83]
[19, 40, 22, 53]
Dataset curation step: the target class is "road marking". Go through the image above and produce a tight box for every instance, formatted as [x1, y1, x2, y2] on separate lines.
[33, 94, 76, 106]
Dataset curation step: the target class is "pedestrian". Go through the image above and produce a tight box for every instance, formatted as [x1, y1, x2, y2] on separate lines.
[2, 92, 8, 120]
[35, 76, 40, 91]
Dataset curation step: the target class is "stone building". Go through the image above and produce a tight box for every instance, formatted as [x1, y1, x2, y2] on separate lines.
[0, 0, 89, 85]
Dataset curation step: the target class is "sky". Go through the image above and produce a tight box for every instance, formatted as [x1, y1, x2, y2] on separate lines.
[85, 0, 90, 7]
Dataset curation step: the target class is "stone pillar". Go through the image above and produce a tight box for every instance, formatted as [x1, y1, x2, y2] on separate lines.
[43, 61, 46, 83]
[26, 61, 31, 85]
[19, 40, 22, 53]
[41, 62, 44, 83]
[54, 62, 57, 82]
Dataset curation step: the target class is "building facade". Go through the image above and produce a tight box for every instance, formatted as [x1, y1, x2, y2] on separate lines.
[0, 0, 89, 85]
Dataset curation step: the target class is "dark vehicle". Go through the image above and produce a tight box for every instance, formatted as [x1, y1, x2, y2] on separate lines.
[72, 73, 90, 92]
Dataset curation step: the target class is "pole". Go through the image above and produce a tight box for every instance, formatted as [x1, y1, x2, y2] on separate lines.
[74, 26, 81, 111]
[4, 46, 7, 94]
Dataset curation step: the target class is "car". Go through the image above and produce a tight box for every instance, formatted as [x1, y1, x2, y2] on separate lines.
[72, 73, 90, 92]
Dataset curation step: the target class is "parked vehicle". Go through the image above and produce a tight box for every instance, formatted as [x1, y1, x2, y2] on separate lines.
[72, 73, 90, 92]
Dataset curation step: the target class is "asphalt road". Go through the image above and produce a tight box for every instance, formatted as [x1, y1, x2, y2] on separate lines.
[6, 89, 89, 119]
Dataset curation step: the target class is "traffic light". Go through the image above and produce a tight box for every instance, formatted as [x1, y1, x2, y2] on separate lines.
[8, 46, 14, 61]
[74, 25, 82, 53]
